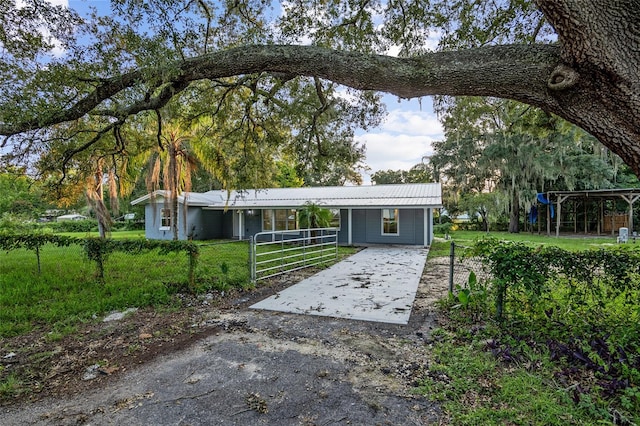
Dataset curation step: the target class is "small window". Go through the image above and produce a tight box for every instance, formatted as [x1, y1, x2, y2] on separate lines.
[330, 209, 341, 230]
[160, 208, 171, 230]
[382, 208, 399, 235]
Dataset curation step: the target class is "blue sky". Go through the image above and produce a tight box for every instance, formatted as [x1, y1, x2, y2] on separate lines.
[56, 0, 444, 183]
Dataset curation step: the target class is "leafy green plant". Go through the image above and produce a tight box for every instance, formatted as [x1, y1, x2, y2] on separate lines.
[443, 237, 640, 422]
[452, 271, 487, 312]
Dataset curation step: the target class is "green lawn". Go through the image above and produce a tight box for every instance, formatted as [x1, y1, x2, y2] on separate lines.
[432, 230, 619, 254]
[0, 232, 356, 338]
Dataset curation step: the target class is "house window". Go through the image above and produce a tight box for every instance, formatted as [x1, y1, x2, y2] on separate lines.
[262, 209, 298, 231]
[382, 208, 399, 235]
[262, 209, 273, 231]
[160, 208, 171, 230]
[330, 209, 341, 230]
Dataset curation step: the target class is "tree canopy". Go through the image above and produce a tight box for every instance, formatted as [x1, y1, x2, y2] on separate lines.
[0, 0, 638, 183]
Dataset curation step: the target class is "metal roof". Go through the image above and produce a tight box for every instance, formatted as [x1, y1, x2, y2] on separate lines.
[130, 190, 224, 207]
[131, 184, 442, 209]
[546, 188, 640, 199]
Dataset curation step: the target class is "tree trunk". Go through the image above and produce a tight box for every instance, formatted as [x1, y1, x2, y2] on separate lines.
[168, 142, 179, 241]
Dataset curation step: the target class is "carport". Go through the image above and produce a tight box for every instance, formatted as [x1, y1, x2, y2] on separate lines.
[250, 246, 429, 324]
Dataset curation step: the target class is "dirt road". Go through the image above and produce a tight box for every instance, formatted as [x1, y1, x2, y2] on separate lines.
[0, 257, 450, 425]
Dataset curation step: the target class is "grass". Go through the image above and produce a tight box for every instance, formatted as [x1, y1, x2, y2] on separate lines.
[0, 244, 179, 337]
[0, 232, 356, 338]
[428, 229, 611, 257]
[421, 231, 640, 424]
[419, 330, 613, 425]
[431, 229, 621, 254]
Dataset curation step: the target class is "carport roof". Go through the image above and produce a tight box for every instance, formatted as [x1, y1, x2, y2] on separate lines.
[131, 183, 442, 209]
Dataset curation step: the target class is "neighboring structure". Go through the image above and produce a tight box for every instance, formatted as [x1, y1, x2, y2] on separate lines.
[542, 188, 640, 237]
[56, 214, 88, 222]
[130, 183, 442, 246]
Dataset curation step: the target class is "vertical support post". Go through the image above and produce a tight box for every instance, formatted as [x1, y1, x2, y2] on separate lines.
[302, 229, 307, 267]
[556, 198, 561, 237]
[423, 208, 430, 247]
[280, 234, 285, 271]
[348, 209, 353, 245]
[611, 205, 615, 236]
[249, 236, 255, 283]
[546, 202, 551, 236]
[448, 241, 455, 293]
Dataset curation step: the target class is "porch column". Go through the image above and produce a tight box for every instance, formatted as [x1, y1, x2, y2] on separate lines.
[238, 210, 243, 240]
[424, 208, 431, 246]
[347, 208, 353, 245]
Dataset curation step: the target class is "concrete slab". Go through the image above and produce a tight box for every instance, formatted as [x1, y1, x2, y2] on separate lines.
[250, 246, 429, 324]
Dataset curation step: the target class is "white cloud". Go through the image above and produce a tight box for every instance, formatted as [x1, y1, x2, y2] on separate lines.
[359, 132, 435, 169]
[356, 97, 444, 184]
[381, 109, 443, 137]
[16, 0, 68, 7]
[15, 0, 70, 57]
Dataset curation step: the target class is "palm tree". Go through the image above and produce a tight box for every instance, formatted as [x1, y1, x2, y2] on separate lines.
[299, 202, 333, 244]
[145, 124, 198, 240]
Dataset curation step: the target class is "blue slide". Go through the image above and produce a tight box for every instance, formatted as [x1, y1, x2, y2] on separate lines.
[536, 193, 555, 218]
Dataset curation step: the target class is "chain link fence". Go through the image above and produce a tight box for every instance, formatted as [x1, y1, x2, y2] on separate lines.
[448, 241, 489, 293]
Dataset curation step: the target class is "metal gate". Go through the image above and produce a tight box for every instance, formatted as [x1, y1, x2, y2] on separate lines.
[250, 228, 338, 282]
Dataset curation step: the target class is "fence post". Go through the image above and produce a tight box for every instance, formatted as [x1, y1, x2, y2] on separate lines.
[449, 241, 455, 293]
[249, 236, 255, 284]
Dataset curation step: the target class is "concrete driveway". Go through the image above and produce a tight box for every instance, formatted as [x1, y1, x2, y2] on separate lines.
[251, 246, 429, 324]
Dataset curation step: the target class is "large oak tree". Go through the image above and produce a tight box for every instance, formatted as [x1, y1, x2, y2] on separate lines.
[1, 0, 638, 177]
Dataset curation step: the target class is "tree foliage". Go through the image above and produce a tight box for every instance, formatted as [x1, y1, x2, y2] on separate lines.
[371, 163, 432, 185]
[0, 167, 45, 218]
[0, 0, 638, 184]
[432, 98, 630, 232]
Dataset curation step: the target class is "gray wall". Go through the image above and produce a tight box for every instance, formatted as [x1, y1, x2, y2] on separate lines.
[144, 205, 225, 240]
[144, 205, 431, 245]
[337, 208, 349, 244]
[350, 208, 425, 245]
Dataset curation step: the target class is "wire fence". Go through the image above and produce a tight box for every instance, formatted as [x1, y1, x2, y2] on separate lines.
[0, 239, 251, 290]
[448, 241, 489, 292]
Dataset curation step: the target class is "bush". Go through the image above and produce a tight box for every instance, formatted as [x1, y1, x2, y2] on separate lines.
[111, 221, 145, 231]
[0, 213, 38, 232]
[433, 222, 452, 235]
[49, 219, 98, 233]
[447, 238, 640, 422]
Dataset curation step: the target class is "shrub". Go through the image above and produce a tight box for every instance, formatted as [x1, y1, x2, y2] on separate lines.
[49, 219, 98, 233]
[433, 222, 452, 235]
